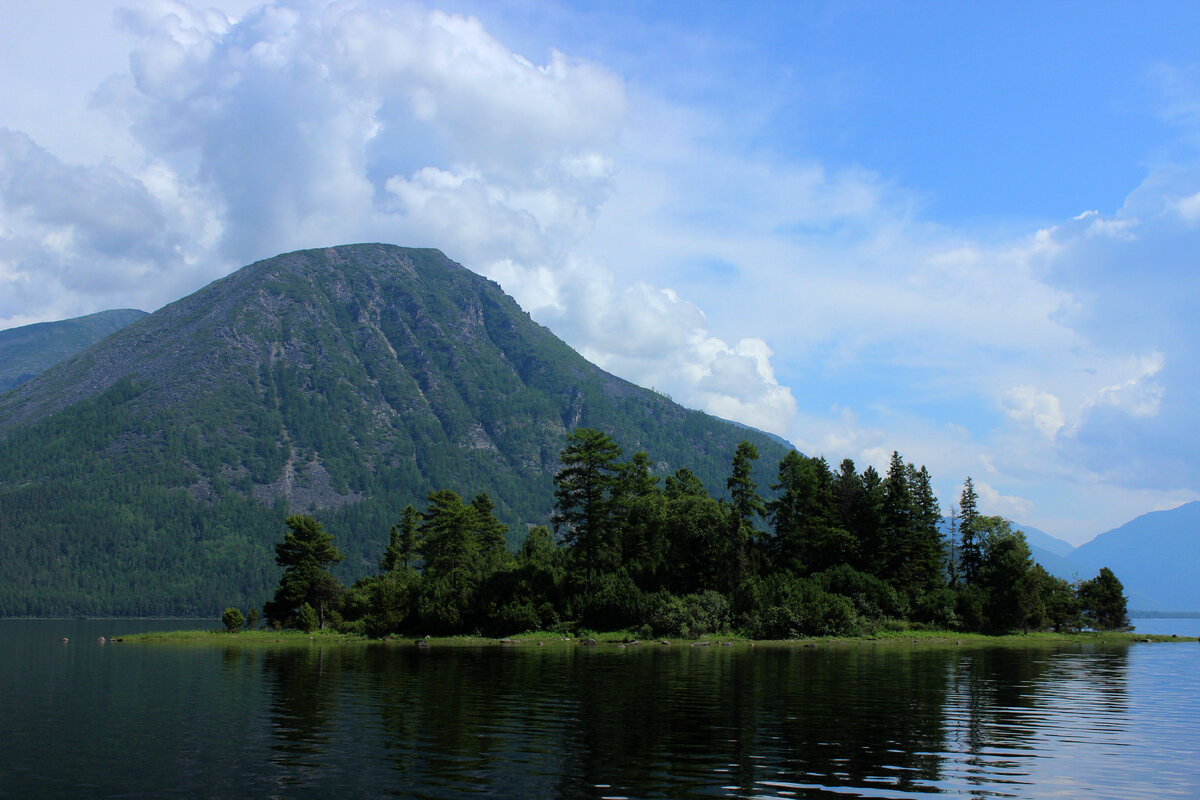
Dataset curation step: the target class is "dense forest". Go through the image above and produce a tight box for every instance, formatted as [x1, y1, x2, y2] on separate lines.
[246, 428, 1129, 639]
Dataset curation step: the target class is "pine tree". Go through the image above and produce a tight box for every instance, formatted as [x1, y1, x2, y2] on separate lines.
[264, 514, 345, 630]
[552, 428, 623, 591]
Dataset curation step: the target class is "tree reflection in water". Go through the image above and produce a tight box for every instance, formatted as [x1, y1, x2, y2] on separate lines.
[253, 641, 1143, 799]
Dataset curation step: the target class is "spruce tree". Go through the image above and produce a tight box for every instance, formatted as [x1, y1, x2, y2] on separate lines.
[958, 477, 981, 585]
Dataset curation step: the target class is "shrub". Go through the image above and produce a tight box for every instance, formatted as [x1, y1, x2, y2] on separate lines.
[296, 602, 319, 633]
[221, 607, 245, 633]
[646, 590, 731, 637]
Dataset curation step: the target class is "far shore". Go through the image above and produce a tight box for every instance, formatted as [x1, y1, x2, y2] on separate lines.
[114, 628, 1199, 648]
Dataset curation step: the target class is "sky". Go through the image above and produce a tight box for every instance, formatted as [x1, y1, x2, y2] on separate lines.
[2, 0, 1199, 544]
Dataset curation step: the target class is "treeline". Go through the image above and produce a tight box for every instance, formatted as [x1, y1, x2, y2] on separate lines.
[247, 429, 1129, 639]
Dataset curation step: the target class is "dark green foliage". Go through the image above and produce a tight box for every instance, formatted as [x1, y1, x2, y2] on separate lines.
[0, 245, 791, 616]
[264, 515, 345, 630]
[296, 603, 319, 633]
[1078, 567, 1129, 631]
[553, 428, 624, 590]
[221, 607, 245, 632]
[769, 451, 852, 575]
[381, 505, 420, 573]
[957, 478, 982, 585]
[644, 590, 731, 638]
[725, 441, 764, 592]
[976, 517, 1039, 632]
[0, 309, 146, 393]
[310, 430, 1132, 640]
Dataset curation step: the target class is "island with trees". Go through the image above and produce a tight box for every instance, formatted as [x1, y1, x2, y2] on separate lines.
[226, 429, 1130, 641]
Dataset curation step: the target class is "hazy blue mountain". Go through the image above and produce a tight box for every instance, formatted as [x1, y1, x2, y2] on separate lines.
[1069, 502, 1200, 613]
[0, 244, 792, 616]
[1018, 524, 1075, 557]
[0, 309, 147, 393]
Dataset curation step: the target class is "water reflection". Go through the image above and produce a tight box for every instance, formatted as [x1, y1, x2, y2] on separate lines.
[244, 640, 1193, 799]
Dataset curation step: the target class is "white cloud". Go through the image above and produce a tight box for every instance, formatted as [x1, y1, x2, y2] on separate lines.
[1003, 386, 1066, 440]
[975, 481, 1035, 521]
[3, 1, 1200, 544]
[0, 0, 794, 436]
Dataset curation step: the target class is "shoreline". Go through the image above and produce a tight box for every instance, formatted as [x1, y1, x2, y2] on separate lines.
[115, 628, 1198, 648]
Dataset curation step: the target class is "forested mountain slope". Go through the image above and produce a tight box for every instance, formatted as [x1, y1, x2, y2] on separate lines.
[0, 244, 790, 616]
[0, 309, 146, 392]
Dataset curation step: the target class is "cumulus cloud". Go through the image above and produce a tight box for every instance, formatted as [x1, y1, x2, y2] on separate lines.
[0, 0, 798, 438]
[1003, 386, 1066, 440]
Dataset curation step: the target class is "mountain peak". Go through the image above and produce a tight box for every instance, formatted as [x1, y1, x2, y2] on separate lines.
[0, 244, 791, 615]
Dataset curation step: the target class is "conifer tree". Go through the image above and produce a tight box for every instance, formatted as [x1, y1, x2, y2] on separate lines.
[553, 428, 623, 591]
[264, 514, 345, 630]
[381, 504, 420, 573]
[958, 477, 981, 585]
[725, 441, 764, 590]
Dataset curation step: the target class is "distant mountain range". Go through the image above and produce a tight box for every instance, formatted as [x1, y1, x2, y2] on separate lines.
[0, 244, 791, 616]
[1015, 505, 1200, 613]
[0, 309, 147, 392]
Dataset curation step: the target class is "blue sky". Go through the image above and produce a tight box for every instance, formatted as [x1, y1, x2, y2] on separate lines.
[3, 0, 1199, 543]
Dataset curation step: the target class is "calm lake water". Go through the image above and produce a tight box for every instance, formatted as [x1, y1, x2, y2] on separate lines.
[2, 620, 1198, 799]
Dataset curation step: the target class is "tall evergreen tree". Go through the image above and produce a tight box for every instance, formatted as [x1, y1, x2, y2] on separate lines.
[902, 465, 945, 597]
[552, 428, 623, 591]
[769, 452, 845, 574]
[881, 451, 912, 586]
[725, 441, 764, 590]
[855, 465, 885, 576]
[958, 477, 982, 585]
[471, 492, 511, 571]
[380, 504, 420, 573]
[420, 490, 480, 596]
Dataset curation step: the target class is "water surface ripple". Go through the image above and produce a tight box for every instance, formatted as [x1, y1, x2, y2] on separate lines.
[2, 621, 1197, 799]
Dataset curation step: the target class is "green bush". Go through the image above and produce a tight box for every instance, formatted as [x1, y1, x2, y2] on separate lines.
[296, 602, 319, 633]
[221, 607, 245, 633]
[645, 590, 731, 637]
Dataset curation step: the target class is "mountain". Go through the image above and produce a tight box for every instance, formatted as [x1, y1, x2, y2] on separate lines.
[1018, 524, 1075, 558]
[1069, 502, 1200, 612]
[0, 244, 792, 616]
[0, 309, 147, 393]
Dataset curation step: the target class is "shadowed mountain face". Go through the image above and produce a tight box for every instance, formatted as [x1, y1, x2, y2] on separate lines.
[0, 309, 147, 393]
[0, 244, 790, 616]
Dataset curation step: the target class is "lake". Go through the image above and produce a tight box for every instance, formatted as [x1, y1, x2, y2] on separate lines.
[2, 620, 1197, 799]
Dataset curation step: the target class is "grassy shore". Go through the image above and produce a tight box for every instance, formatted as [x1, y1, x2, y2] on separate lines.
[116, 627, 1197, 648]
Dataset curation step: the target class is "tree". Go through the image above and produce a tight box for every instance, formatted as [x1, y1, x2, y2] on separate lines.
[264, 515, 345, 630]
[1078, 567, 1129, 631]
[471, 493, 511, 572]
[880, 452, 912, 587]
[725, 441, 765, 591]
[222, 607, 245, 633]
[380, 504, 420, 573]
[415, 490, 483, 633]
[977, 517, 1037, 632]
[958, 477, 981, 586]
[902, 465, 946, 599]
[553, 428, 623, 591]
[769, 452, 848, 575]
[420, 490, 481, 596]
